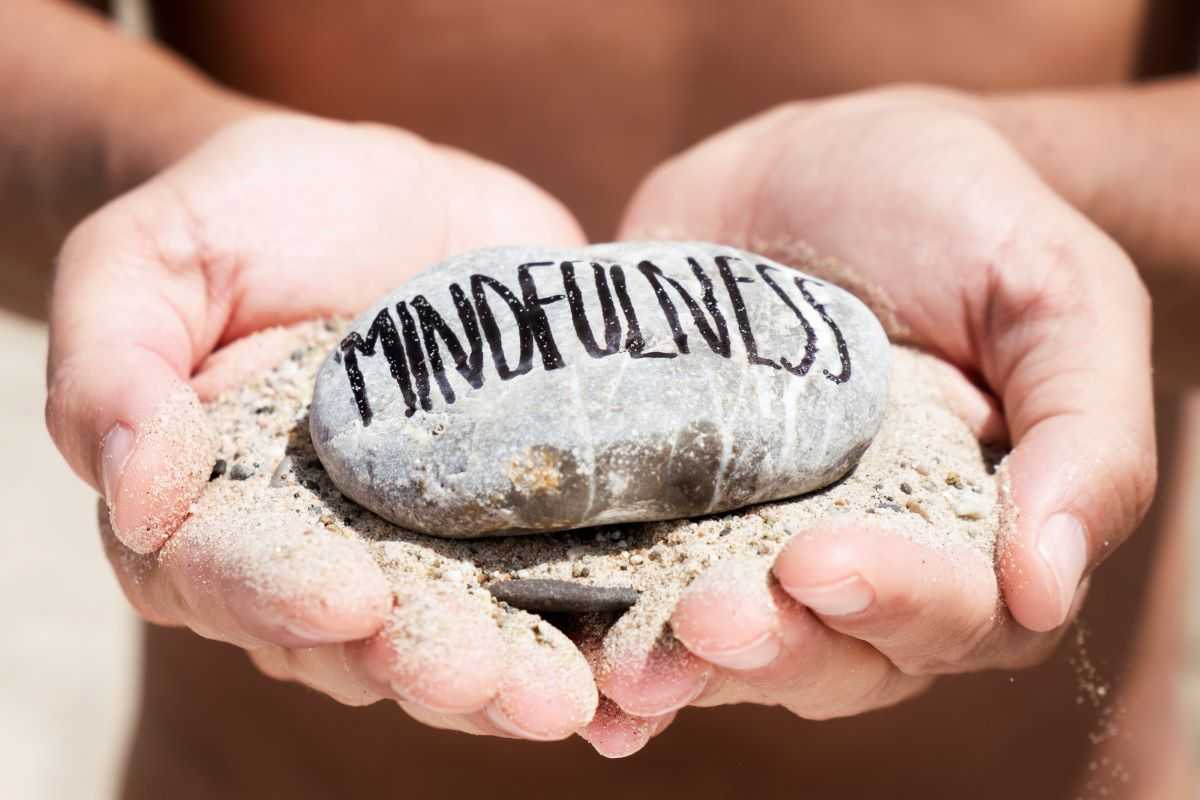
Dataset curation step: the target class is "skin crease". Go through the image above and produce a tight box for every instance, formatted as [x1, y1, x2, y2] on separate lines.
[5, 0, 1196, 797]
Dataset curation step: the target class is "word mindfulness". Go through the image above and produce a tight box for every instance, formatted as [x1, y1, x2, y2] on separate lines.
[338, 247, 855, 426]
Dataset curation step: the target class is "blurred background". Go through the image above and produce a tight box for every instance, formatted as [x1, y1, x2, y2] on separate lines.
[0, 309, 138, 797]
[1, 1, 1198, 797]
[0, 10, 139, 800]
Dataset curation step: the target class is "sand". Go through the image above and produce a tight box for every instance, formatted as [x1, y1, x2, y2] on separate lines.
[180, 319, 1006, 677]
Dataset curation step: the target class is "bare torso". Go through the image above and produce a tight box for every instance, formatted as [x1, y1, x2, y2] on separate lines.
[118, 2, 1191, 797]
[153, 0, 1156, 238]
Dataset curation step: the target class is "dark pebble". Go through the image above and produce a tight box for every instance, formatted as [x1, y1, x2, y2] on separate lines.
[229, 463, 254, 481]
[209, 459, 227, 481]
[487, 579, 638, 614]
[900, 482, 913, 495]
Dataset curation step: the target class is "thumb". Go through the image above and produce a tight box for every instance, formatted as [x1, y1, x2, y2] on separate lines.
[46, 198, 220, 554]
[985, 225, 1156, 632]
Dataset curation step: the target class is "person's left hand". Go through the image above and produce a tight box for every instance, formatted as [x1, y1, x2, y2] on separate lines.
[579, 87, 1156, 757]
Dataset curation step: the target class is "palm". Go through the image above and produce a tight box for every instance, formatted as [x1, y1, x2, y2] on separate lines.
[631, 93, 1077, 365]
[141, 115, 584, 343]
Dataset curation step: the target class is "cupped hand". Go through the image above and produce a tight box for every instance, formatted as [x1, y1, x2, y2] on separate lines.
[48, 112, 596, 739]
[587, 87, 1156, 753]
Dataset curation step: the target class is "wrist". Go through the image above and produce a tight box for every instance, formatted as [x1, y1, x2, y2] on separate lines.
[980, 89, 1115, 227]
[93, 82, 269, 213]
[980, 82, 1200, 276]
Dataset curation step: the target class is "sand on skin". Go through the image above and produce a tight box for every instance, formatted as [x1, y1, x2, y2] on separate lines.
[153, 320, 1008, 694]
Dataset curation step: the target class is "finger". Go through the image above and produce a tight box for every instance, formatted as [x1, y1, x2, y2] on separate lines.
[191, 325, 312, 402]
[246, 645, 295, 682]
[773, 523, 1067, 673]
[100, 499, 391, 649]
[578, 697, 674, 759]
[48, 197, 223, 553]
[354, 584, 505, 715]
[248, 645, 498, 737]
[595, 628, 713, 718]
[248, 644, 385, 707]
[979, 230, 1156, 631]
[617, 104, 800, 243]
[479, 616, 599, 741]
[671, 559, 929, 718]
[97, 500, 179, 627]
[430, 145, 588, 254]
[669, 560, 783, 672]
[399, 701, 495, 736]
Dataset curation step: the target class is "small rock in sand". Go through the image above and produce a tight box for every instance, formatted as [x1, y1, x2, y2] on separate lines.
[947, 489, 991, 520]
[488, 579, 638, 614]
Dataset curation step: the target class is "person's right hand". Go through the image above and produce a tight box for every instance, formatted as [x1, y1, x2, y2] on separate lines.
[49, 112, 597, 740]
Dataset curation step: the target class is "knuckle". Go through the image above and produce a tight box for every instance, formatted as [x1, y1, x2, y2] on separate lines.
[986, 237, 1085, 335]
[946, 604, 1007, 666]
[891, 613, 996, 675]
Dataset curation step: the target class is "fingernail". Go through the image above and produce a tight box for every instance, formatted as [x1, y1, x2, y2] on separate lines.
[485, 700, 555, 741]
[782, 574, 874, 616]
[100, 423, 135, 509]
[695, 632, 781, 671]
[1038, 513, 1088, 625]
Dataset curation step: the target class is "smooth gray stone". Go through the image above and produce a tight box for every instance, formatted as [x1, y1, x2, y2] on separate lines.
[310, 241, 890, 538]
[487, 579, 638, 614]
